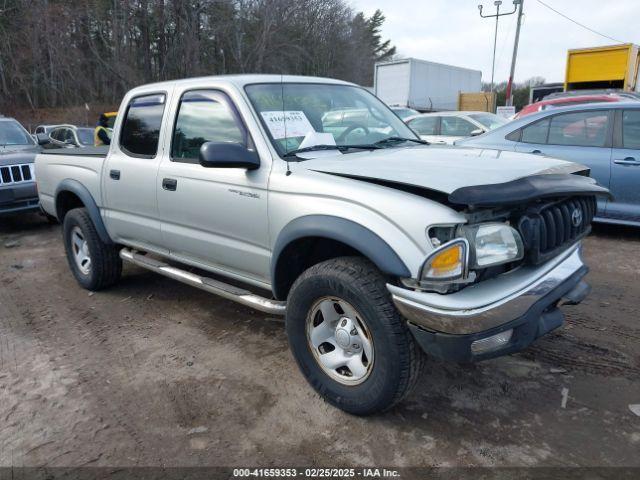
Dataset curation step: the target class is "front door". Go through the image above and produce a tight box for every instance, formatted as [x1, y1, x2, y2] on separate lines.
[102, 92, 169, 250]
[157, 88, 271, 285]
[608, 109, 640, 223]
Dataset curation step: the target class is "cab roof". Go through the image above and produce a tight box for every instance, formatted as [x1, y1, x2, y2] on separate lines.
[127, 74, 355, 96]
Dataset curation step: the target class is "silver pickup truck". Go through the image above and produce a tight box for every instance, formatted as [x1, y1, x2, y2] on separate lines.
[36, 75, 609, 415]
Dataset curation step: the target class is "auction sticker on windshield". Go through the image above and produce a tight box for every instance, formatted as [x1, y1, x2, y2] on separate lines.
[261, 111, 314, 139]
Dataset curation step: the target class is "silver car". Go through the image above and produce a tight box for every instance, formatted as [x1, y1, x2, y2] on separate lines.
[406, 111, 507, 145]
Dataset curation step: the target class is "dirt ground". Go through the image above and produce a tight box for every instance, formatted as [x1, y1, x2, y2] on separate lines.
[1, 213, 639, 469]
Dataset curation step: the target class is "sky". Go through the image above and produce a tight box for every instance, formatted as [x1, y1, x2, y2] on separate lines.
[350, 0, 639, 85]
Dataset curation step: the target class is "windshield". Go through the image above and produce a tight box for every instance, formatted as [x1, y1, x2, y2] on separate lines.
[77, 128, 94, 145]
[245, 83, 419, 156]
[0, 120, 35, 146]
[468, 113, 508, 130]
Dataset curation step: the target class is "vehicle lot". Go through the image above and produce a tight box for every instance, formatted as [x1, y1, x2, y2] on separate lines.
[1, 214, 639, 468]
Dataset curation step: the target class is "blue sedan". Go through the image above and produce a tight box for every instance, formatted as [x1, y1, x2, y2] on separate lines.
[456, 102, 640, 226]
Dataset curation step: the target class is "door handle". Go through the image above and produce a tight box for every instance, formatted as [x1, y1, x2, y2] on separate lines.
[162, 178, 177, 191]
[110, 169, 120, 180]
[613, 157, 639, 165]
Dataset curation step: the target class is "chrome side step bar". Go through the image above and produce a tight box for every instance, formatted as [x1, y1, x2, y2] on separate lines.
[119, 248, 286, 315]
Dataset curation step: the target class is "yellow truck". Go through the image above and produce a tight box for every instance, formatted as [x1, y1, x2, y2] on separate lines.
[565, 44, 640, 92]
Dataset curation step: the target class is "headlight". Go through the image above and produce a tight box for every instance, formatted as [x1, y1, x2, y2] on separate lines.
[463, 223, 524, 268]
[420, 238, 469, 282]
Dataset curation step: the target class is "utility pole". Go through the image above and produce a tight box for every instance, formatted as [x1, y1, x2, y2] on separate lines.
[505, 0, 524, 106]
[478, 1, 518, 93]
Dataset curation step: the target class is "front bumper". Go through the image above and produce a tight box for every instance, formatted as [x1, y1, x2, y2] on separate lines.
[0, 182, 39, 216]
[388, 245, 589, 362]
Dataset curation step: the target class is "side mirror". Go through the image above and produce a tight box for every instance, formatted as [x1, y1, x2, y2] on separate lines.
[199, 142, 260, 170]
[470, 128, 484, 137]
[36, 133, 51, 145]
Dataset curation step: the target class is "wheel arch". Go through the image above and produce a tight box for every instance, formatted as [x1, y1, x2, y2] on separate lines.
[271, 215, 411, 300]
[55, 179, 113, 245]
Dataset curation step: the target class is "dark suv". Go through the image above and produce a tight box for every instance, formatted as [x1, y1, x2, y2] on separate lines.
[0, 117, 40, 216]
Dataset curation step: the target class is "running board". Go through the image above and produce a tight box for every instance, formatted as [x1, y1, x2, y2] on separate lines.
[119, 248, 286, 315]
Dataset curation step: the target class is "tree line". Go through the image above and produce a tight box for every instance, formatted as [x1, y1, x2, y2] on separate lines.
[0, 0, 396, 110]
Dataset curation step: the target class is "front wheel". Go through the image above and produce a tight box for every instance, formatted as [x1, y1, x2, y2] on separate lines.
[286, 257, 424, 415]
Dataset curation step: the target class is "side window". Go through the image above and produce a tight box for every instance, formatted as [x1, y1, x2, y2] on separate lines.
[409, 117, 439, 135]
[622, 110, 640, 149]
[63, 129, 74, 142]
[548, 111, 608, 147]
[171, 90, 246, 163]
[505, 129, 521, 142]
[120, 93, 166, 158]
[521, 118, 550, 144]
[440, 117, 476, 136]
[51, 129, 65, 141]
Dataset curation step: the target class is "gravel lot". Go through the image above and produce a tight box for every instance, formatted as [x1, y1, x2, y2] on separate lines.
[1, 213, 639, 468]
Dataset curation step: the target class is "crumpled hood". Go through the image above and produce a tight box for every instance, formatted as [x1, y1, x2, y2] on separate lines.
[299, 145, 589, 195]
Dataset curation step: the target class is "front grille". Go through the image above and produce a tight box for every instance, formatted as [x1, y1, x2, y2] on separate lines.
[0, 164, 34, 186]
[517, 195, 596, 265]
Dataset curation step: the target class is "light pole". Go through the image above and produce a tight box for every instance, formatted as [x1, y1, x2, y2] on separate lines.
[478, 0, 518, 93]
[505, 0, 524, 106]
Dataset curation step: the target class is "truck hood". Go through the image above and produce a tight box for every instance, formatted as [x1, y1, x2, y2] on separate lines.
[300, 146, 589, 195]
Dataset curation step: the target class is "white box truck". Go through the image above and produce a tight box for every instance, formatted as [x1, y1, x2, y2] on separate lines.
[374, 58, 482, 111]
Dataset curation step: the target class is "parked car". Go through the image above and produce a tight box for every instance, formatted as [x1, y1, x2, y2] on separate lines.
[546, 89, 640, 101]
[0, 117, 40, 216]
[34, 124, 59, 135]
[406, 111, 507, 144]
[457, 102, 640, 226]
[36, 75, 607, 415]
[48, 125, 95, 148]
[515, 94, 625, 119]
[389, 106, 419, 120]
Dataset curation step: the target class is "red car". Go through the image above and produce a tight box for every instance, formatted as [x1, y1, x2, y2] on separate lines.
[515, 94, 624, 119]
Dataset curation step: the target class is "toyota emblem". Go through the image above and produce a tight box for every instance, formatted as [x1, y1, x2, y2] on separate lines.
[571, 208, 583, 227]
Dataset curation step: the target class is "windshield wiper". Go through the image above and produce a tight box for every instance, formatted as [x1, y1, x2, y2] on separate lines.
[373, 136, 429, 146]
[283, 143, 382, 158]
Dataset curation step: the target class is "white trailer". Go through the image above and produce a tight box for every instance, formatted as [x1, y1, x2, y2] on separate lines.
[374, 58, 482, 112]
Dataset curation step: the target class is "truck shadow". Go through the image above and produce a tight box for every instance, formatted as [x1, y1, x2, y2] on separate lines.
[592, 222, 640, 241]
[0, 212, 53, 235]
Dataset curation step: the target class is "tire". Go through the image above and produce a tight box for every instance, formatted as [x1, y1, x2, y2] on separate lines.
[62, 207, 122, 291]
[286, 256, 424, 415]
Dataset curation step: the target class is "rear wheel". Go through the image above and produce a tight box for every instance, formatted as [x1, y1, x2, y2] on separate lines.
[62, 208, 122, 290]
[286, 257, 424, 415]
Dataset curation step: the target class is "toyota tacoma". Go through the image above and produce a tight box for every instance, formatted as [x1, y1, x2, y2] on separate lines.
[35, 75, 609, 415]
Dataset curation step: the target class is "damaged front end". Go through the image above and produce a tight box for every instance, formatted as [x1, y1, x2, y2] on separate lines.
[418, 173, 611, 294]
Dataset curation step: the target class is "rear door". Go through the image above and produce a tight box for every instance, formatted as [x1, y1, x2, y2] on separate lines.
[608, 109, 640, 223]
[102, 92, 170, 251]
[515, 109, 613, 216]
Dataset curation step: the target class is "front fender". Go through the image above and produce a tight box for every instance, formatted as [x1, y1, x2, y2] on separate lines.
[271, 215, 411, 298]
[55, 179, 113, 245]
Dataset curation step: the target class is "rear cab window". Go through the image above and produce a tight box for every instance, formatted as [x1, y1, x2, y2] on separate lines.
[119, 93, 166, 158]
